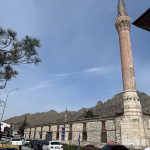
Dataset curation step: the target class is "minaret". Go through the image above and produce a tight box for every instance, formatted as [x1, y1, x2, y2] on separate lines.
[115, 0, 141, 116]
[115, 0, 146, 148]
[64, 108, 68, 122]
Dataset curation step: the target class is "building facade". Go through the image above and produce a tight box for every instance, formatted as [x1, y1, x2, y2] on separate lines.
[24, 115, 150, 149]
[24, 1, 150, 149]
[24, 117, 116, 148]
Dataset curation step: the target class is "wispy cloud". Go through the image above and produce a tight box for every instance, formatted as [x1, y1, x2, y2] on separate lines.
[83, 67, 107, 73]
[26, 80, 52, 92]
[54, 66, 112, 78]
[55, 73, 71, 77]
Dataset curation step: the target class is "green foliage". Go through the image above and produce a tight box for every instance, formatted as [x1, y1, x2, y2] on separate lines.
[84, 110, 97, 118]
[63, 144, 99, 150]
[63, 144, 84, 150]
[0, 27, 41, 89]
[18, 115, 28, 137]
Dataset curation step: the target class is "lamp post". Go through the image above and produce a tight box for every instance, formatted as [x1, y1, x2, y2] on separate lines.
[0, 88, 19, 122]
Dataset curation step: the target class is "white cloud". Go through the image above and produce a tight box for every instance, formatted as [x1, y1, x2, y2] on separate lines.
[54, 66, 112, 78]
[55, 73, 71, 77]
[25, 80, 52, 92]
[83, 67, 106, 73]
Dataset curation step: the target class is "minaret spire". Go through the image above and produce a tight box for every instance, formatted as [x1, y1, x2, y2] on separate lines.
[117, 0, 127, 16]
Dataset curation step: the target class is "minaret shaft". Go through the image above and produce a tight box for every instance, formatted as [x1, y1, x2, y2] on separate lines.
[115, 1, 136, 92]
[115, 1, 142, 114]
[118, 30, 136, 91]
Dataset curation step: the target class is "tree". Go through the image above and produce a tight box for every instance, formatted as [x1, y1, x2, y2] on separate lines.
[18, 114, 28, 137]
[84, 110, 96, 118]
[0, 27, 41, 89]
[4, 126, 13, 137]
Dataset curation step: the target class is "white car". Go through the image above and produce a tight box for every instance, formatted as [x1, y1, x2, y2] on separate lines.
[42, 141, 63, 150]
[11, 138, 23, 147]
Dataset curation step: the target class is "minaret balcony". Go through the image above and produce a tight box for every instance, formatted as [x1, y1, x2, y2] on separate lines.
[115, 15, 131, 31]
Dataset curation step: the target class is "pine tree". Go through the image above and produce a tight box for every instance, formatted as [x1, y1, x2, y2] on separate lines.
[0, 27, 41, 89]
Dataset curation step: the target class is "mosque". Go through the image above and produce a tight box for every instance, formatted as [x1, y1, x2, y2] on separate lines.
[24, 1, 150, 149]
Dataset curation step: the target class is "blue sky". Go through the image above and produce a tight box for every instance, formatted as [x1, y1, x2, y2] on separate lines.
[0, 0, 149, 120]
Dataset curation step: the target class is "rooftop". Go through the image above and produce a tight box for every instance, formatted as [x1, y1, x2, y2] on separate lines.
[133, 8, 150, 32]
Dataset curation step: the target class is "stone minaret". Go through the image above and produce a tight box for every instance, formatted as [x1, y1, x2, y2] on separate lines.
[115, 0, 146, 148]
[115, 0, 141, 116]
[64, 108, 68, 122]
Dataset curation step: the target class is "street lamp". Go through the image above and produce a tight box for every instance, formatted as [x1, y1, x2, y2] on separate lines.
[0, 88, 19, 122]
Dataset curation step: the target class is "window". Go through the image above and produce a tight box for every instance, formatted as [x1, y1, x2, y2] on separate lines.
[102, 121, 106, 129]
[51, 142, 61, 145]
[49, 125, 51, 132]
[101, 130, 107, 143]
[82, 123, 87, 141]
[83, 131, 87, 141]
[11, 138, 21, 141]
[33, 129, 36, 139]
[56, 131, 59, 140]
[61, 127, 65, 141]
[68, 124, 72, 140]
[68, 131, 72, 140]
[56, 125, 59, 140]
[45, 132, 53, 141]
[40, 131, 42, 139]
[83, 123, 86, 131]
[29, 131, 31, 139]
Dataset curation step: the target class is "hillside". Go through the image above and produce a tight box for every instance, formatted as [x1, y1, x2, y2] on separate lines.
[4, 91, 150, 128]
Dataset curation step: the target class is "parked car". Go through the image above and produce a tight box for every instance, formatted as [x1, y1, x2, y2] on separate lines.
[11, 138, 23, 150]
[100, 144, 128, 150]
[1, 135, 6, 141]
[11, 138, 23, 145]
[42, 141, 63, 150]
[28, 139, 38, 148]
[33, 140, 49, 150]
[144, 147, 150, 150]
[23, 138, 32, 146]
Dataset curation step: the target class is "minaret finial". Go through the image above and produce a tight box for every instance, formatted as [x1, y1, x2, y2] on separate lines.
[117, 0, 127, 16]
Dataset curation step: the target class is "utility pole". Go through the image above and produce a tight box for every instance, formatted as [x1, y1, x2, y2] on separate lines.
[0, 88, 19, 122]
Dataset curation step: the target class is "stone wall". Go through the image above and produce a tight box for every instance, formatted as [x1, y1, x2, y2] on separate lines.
[24, 115, 150, 148]
[24, 117, 116, 147]
[30, 127, 35, 139]
[35, 126, 42, 139]
[143, 115, 150, 147]
[42, 125, 50, 140]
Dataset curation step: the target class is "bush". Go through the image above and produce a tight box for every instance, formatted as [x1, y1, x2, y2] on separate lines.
[83, 144, 98, 150]
[63, 144, 99, 150]
[63, 144, 84, 150]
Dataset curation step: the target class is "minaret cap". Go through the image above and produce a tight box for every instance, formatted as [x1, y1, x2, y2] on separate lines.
[117, 0, 127, 16]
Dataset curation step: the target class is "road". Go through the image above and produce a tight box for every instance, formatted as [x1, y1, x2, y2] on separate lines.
[22, 146, 33, 150]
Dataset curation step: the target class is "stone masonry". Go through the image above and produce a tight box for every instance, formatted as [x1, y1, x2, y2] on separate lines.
[24, 117, 116, 148]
